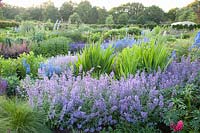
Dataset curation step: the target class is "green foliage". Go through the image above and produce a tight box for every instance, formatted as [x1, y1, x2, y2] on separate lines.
[162, 84, 200, 132]
[97, 8, 108, 24]
[115, 39, 171, 77]
[32, 31, 46, 43]
[19, 21, 35, 35]
[88, 7, 99, 24]
[59, 1, 74, 22]
[75, 1, 92, 23]
[69, 12, 82, 25]
[0, 56, 17, 77]
[167, 8, 179, 22]
[102, 27, 141, 40]
[171, 39, 192, 60]
[31, 37, 72, 57]
[0, 20, 19, 28]
[176, 7, 198, 23]
[117, 13, 129, 24]
[106, 15, 114, 24]
[0, 52, 44, 78]
[0, 97, 50, 133]
[76, 44, 115, 77]
[16, 52, 44, 79]
[137, 5, 165, 24]
[100, 121, 161, 133]
[42, 1, 59, 22]
[4, 75, 20, 96]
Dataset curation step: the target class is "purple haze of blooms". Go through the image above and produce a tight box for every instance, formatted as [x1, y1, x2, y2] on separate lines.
[20, 57, 200, 132]
[69, 42, 86, 52]
[0, 79, 7, 95]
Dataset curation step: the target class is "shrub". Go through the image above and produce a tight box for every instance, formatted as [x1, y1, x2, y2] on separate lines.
[32, 31, 46, 43]
[76, 44, 115, 77]
[162, 84, 200, 132]
[0, 52, 44, 78]
[127, 27, 141, 36]
[171, 39, 192, 60]
[19, 21, 35, 35]
[31, 37, 72, 57]
[4, 75, 20, 96]
[0, 57, 17, 77]
[0, 97, 50, 133]
[0, 20, 19, 28]
[16, 52, 45, 78]
[60, 30, 87, 42]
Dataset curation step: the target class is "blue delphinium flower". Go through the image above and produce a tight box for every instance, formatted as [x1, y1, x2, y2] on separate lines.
[39, 62, 62, 78]
[22, 59, 31, 74]
[190, 31, 200, 49]
[101, 37, 150, 51]
[0, 79, 7, 95]
[171, 50, 176, 59]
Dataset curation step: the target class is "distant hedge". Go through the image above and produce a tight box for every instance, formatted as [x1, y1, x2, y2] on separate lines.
[88, 24, 200, 30]
[172, 24, 200, 30]
[0, 20, 19, 28]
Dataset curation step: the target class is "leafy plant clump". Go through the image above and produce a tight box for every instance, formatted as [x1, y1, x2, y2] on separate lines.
[0, 97, 51, 133]
[76, 44, 115, 77]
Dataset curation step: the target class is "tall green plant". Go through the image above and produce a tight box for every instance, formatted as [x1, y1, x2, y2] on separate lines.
[115, 47, 141, 77]
[115, 39, 171, 77]
[0, 97, 50, 133]
[76, 44, 115, 77]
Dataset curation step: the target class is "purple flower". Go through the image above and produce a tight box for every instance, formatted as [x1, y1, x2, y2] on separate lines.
[19, 56, 200, 132]
[0, 79, 7, 95]
[141, 112, 148, 119]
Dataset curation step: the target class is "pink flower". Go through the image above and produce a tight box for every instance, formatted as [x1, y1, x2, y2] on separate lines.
[170, 120, 184, 132]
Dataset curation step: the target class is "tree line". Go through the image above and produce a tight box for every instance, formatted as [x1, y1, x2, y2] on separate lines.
[0, 0, 199, 24]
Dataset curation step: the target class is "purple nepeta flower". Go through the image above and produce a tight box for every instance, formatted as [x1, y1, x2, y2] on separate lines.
[19, 57, 200, 132]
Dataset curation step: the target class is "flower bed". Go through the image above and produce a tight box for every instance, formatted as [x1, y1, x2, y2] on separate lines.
[19, 57, 200, 132]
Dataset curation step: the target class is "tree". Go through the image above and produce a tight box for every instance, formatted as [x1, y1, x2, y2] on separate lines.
[28, 7, 43, 21]
[105, 15, 114, 24]
[167, 8, 179, 22]
[0, 8, 3, 19]
[59, 1, 74, 22]
[2, 4, 24, 20]
[176, 7, 198, 22]
[88, 7, 99, 24]
[117, 13, 128, 24]
[42, 1, 59, 22]
[188, 0, 200, 23]
[69, 12, 82, 25]
[109, 2, 145, 24]
[138, 5, 165, 24]
[75, 1, 92, 23]
[97, 7, 108, 24]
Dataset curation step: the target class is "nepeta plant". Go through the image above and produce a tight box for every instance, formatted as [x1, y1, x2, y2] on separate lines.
[19, 57, 200, 132]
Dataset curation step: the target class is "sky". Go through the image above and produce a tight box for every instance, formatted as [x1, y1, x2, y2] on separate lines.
[3, 0, 196, 12]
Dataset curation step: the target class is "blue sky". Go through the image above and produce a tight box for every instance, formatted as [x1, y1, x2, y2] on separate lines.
[3, 0, 195, 11]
